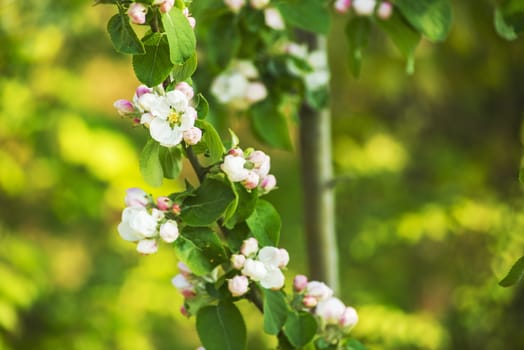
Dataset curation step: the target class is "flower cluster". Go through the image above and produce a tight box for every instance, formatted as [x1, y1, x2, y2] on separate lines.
[127, 1, 196, 27]
[210, 60, 268, 110]
[224, 0, 284, 30]
[285, 43, 329, 92]
[114, 83, 202, 147]
[221, 147, 276, 193]
[227, 237, 290, 296]
[334, 0, 393, 19]
[117, 188, 181, 254]
[293, 275, 359, 342]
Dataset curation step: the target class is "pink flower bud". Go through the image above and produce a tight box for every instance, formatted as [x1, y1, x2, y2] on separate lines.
[243, 171, 260, 190]
[136, 239, 158, 255]
[228, 148, 244, 157]
[240, 237, 259, 257]
[228, 275, 250, 297]
[339, 306, 359, 330]
[377, 1, 393, 20]
[334, 0, 351, 14]
[259, 175, 277, 193]
[159, 0, 174, 13]
[128, 3, 147, 24]
[293, 274, 308, 292]
[159, 220, 179, 243]
[156, 196, 172, 211]
[125, 188, 149, 207]
[114, 99, 135, 115]
[302, 295, 318, 308]
[175, 82, 195, 100]
[172, 274, 195, 296]
[135, 85, 152, 98]
[183, 127, 202, 145]
[231, 254, 246, 270]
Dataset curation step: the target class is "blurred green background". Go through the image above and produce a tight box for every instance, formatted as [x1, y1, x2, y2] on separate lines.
[1, 0, 524, 349]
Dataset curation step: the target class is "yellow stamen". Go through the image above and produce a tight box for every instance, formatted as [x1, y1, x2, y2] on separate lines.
[168, 111, 181, 125]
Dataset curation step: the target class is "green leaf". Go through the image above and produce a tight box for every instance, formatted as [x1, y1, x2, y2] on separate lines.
[132, 33, 173, 86]
[250, 100, 292, 150]
[107, 12, 145, 55]
[276, 0, 330, 35]
[246, 200, 281, 246]
[499, 255, 524, 287]
[495, 1, 524, 40]
[196, 301, 247, 350]
[159, 146, 182, 179]
[283, 311, 317, 348]
[161, 7, 196, 64]
[224, 183, 258, 229]
[196, 120, 226, 164]
[395, 0, 453, 42]
[174, 227, 227, 276]
[263, 290, 288, 335]
[181, 177, 235, 226]
[139, 139, 163, 187]
[94, 0, 118, 5]
[207, 15, 240, 68]
[344, 338, 368, 350]
[196, 93, 210, 120]
[376, 11, 421, 74]
[172, 53, 198, 83]
[345, 17, 371, 78]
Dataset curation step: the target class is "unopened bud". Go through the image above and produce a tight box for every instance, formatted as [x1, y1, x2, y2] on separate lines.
[231, 254, 246, 270]
[241, 237, 259, 257]
[243, 171, 260, 190]
[114, 99, 135, 115]
[183, 127, 202, 145]
[136, 239, 158, 255]
[334, 0, 351, 14]
[159, 220, 179, 243]
[353, 0, 376, 16]
[293, 274, 308, 292]
[224, 0, 245, 13]
[135, 85, 152, 98]
[302, 295, 318, 308]
[159, 0, 174, 13]
[175, 81, 195, 100]
[228, 148, 244, 157]
[228, 275, 250, 297]
[157, 196, 172, 211]
[264, 7, 285, 30]
[259, 174, 277, 193]
[128, 3, 147, 24]
[377, 1, 393, 20]
[180, 305, 189, 317]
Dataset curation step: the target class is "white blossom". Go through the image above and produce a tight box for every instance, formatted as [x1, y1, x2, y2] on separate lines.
[136, 239, 158, 255]
[316, 297, 346, 324]
[224, 0, 246, 13]
[221, 155, 250, 182]
[245, 82, 268, 103]
[240, 237, 259, 257]
[247, 150, 270, 177]
[231, 254, 246, 270]
[159, 220, 179, 243]
[242, 258, 267, 281]
[124, 188, 149, 208]
[260, 266, 285, 289]
[264, 8, 285, 30]
[340, 306, 359, 330]
[306, 281, 333, 301]
[228, 275, 250, 296]
[250, 0, 269, 9]
[118, 206, 158, 242]
[211, 72, 250, 104]
[353, 0, 376, 16]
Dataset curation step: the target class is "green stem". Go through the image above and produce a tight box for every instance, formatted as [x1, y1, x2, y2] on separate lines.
[184, 143, 207, 183]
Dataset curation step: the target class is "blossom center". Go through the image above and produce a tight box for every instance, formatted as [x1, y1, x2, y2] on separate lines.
[168, 111, 181, 125]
